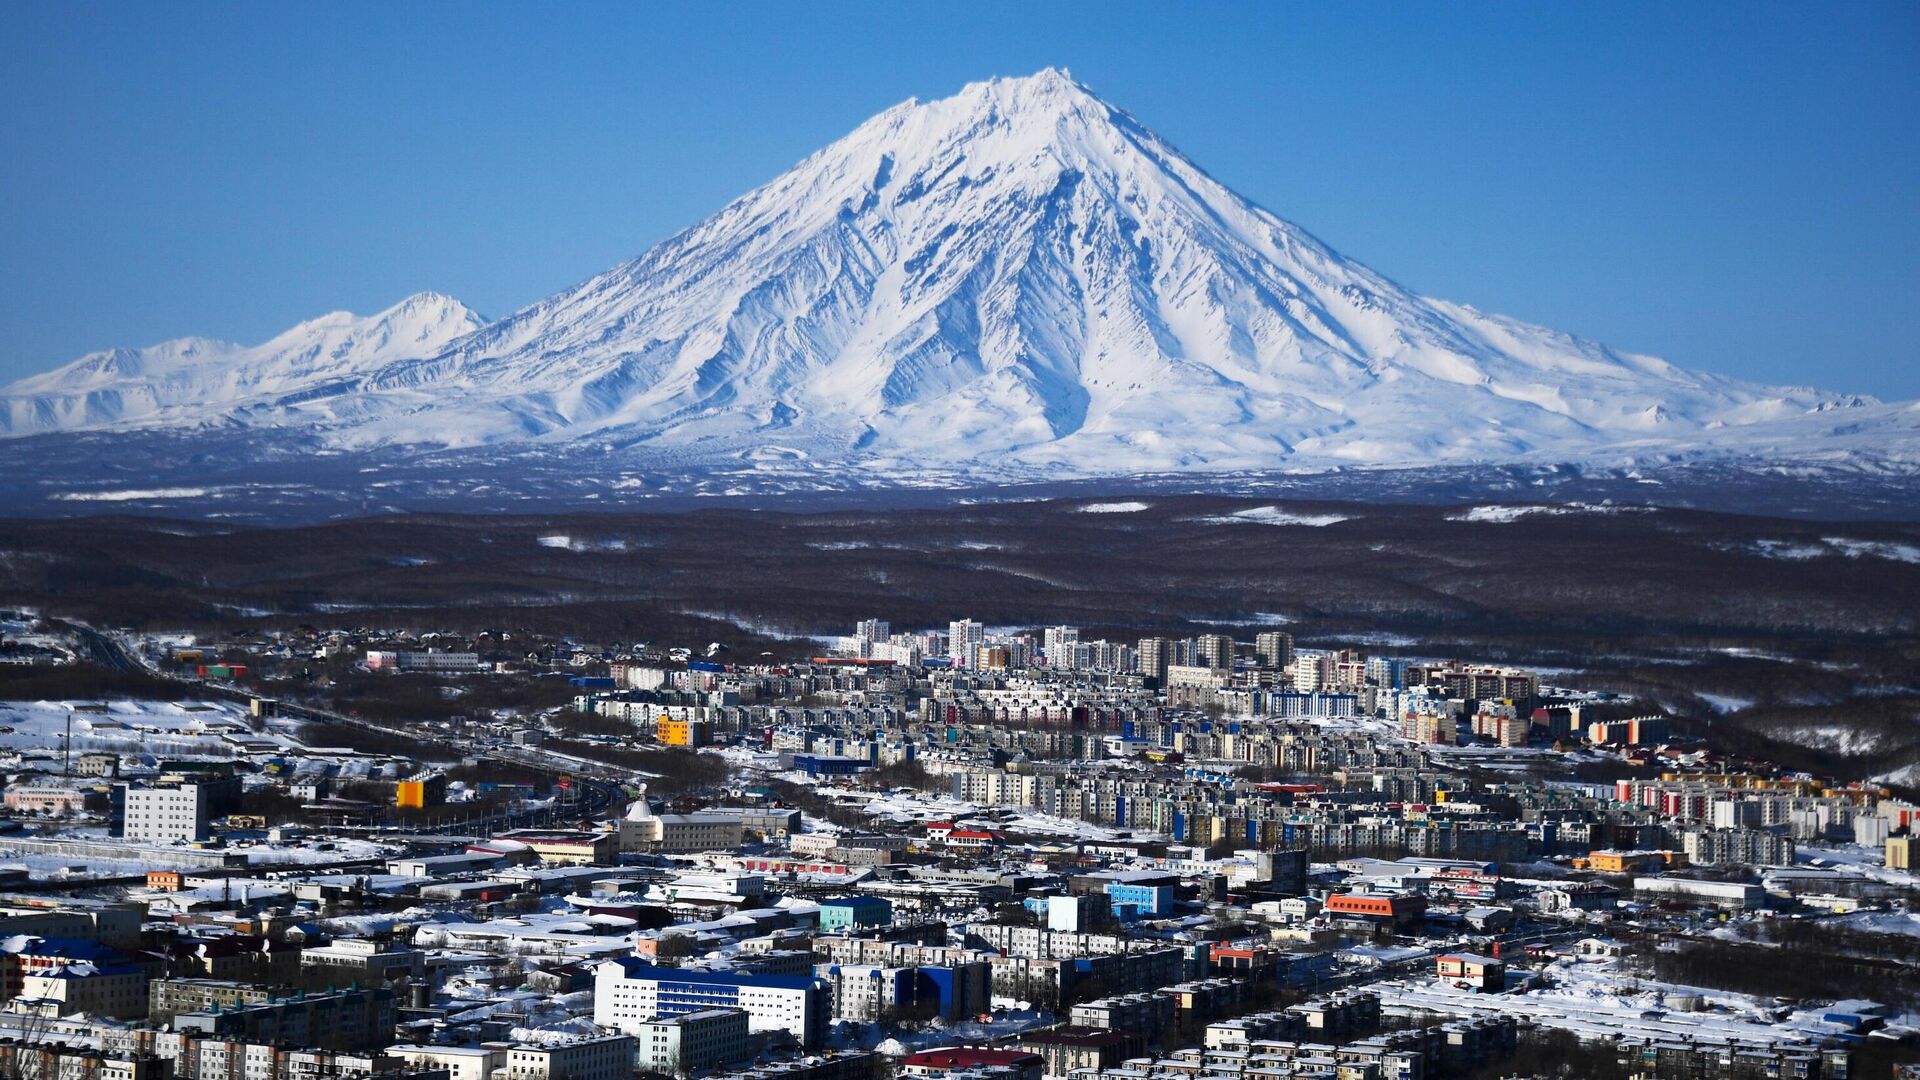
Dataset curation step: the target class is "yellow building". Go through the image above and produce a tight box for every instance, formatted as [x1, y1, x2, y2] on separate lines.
[1889, 835, 1915, 871]
[1584, 849, 1687, 874]
[656, 716, 707, 747]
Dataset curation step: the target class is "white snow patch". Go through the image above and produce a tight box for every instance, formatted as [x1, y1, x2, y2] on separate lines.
[1768, 724, 1889, 756]
[1078, 501, 1150, 513]
[1198, 506, 1349, 527]
[51, 487, 216, 502]
[1750, 539, 1829, 560]
[1824, 537, 1920, 564]
[1452, 502, 1652, 523]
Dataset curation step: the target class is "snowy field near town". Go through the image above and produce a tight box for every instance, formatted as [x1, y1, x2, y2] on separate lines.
[0, 699, 412, 786]
[822, 785, 1148, 843]
[1379, 955, 1881, 1052]
[0, 834, 397, 883]
[1795, 842, 1920, 891]
[0, 698, 297, 760]
[0, 852, 156, 881]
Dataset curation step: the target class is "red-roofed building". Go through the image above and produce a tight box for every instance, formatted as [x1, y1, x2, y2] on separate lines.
[903, 1048, 1044, 1080]
[924, 823, 1002, 850]
[947, 828, 1002, 850]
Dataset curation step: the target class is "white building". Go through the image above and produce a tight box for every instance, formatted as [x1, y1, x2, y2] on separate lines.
[948, 620, 984, 667]
[1290, 651, 1332, 693]
[113, 783, 208, 842]
[387, 1046, 503, 1080]
[630, 1007, 750, 1077]
[1043, 626, 1080, 668]
[14, 963, 149, 1018]
[299, 937, 425, 984]
[503, 1036, 634, 1080]
[826, 965, 912, 1022]
[595, 959, 829, 1048]
[853, 620, 891, 658]
[616, 797, 747, 854]
[661, 871, 766, 905]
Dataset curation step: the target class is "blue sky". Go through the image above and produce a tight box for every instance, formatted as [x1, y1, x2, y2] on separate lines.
[3, 3, 1916, 396]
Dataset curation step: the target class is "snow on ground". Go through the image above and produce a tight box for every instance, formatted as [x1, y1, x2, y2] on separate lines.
[0, 833, 399, 882]
[0, 853, 155, 882]
[1192, 612, 1293, 627]
[1823, 910, 1920, 939]
[1455, 505, 1569, 524]
[1698, 693, 1755, 713]
[708, 744, 783, 772]
[50, 487, 219, 502]
[1762, 723, 1892, 755]
[838, 787, 1141, 842]
[238, 837, 394, 864]
[313, 907, 475, 937]
[0, 698, 299, 759]
[1379, 956, 1853, 1052]
[1877, 762, 1920, 787]
[1077, 501, 1150, 513]
[507, 1009, 602, 1045]
[1195, 506, 1349, 527]
[1797, 843, 1920, 891]
[1747, 536, 1920, 564]
[1824, 537, 1920, 564]
[674, 609, 833, 644]
[1750, 539, 1828, 560]
[1450, 502, 1653, 523]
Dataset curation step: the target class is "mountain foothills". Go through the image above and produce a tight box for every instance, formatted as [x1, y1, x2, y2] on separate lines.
[4, 69, 1916, 492]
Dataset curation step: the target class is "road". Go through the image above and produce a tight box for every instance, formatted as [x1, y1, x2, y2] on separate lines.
[66, 621, 146, 675]
[66, 623, 630, 834]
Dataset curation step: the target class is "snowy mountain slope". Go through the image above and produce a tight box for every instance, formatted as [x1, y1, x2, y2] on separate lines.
[1, 69, 1912, 478]
[0, 292, 485, 436]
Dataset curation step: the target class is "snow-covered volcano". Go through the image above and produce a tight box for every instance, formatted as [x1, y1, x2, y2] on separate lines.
[3, 69, 1913, 478]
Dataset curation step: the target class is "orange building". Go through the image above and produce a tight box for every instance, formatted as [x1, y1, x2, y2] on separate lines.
[655, 716, 708, 747]
[1324, 892, 1426, 930]
[146, 871, 186, 892]
[396, 773, 448, 809]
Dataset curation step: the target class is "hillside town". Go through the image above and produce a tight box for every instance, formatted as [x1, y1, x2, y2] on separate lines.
[0, 610, 1916, 1080]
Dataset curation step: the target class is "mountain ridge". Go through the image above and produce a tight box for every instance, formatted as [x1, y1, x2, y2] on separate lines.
[3, 292, 486, 436]
[4, 68, 1915, 479]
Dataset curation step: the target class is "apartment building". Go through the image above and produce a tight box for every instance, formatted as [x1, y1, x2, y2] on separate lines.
[299, 937, 427, 988]
[1253, 631, 1293, 669]
[167, 985, 396, 1051]
[503, 1036, 634, 1080]
[111, 782, 209, 842]
[631, 1007, 750, 1077]
[387, 1046, 503, 1080]
[595, 959, 830, 1048]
